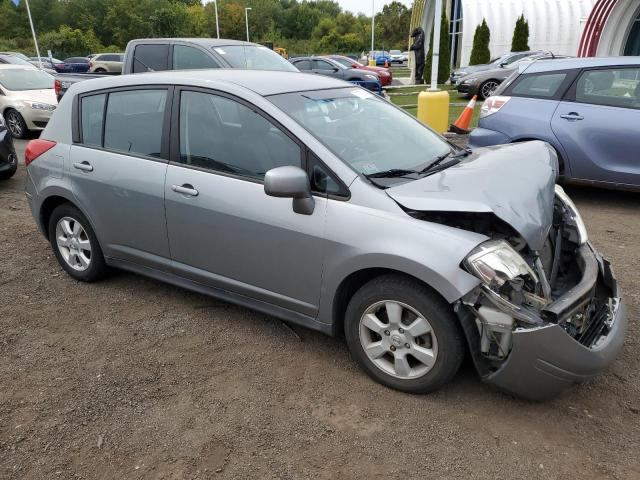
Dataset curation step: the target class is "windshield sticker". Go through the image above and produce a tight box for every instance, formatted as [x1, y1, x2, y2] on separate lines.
[214, 48, 226, 55]
[351, 89, 373, 100]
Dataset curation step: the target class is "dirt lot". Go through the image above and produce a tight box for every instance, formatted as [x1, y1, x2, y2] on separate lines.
[1, 139, 639, 479]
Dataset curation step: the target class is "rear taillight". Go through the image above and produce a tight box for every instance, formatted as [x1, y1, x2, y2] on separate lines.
[54, 79, 61, 96]
[480, 96, 511, 118]
[25, 139, 56, 167]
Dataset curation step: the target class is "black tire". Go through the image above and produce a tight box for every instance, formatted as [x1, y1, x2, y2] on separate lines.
[94, 68, 106, 73]
[48, 203, 108, 282]
[0, 153, 17, 180]
[344, 274, 464, 394]
[5, 109, 28, 139]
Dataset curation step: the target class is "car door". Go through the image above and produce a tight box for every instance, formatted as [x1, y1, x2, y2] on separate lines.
[312, 59, 343, 79]
[551, 66, 640, 186]
[164, 88, 327, 316]
[69, 87, 172, 270]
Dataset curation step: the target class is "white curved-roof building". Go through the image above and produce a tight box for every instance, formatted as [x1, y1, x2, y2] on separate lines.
[413, 0, 640, 67]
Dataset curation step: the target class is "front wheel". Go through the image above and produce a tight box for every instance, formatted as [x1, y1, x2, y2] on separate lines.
[344, 275, 464, 394]
[94, 68, 106, 73]
[5, 109, 28, 139]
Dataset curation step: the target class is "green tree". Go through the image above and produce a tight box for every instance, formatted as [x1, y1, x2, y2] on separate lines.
[423, 6, 451, 84]
[511, 14, 530, 52]
[469, 18, 490, 65]
[39, 25, 103, 58]
[376, 1, 412, 50]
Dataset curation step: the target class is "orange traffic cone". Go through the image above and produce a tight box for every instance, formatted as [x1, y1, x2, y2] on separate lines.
[384, 59, 389, 68]
[449, 95, 477, 134]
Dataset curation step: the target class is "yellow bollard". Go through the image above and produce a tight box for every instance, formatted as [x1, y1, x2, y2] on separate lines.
[417, 90, 450, 134]
[368, 58, 376, 67]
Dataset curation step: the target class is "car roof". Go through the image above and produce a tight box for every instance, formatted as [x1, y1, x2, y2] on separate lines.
[0, 64, 37, 70]
[520, 56, 640, 74]
[128, 38, 256, 47]
[70, 69, 350, 97]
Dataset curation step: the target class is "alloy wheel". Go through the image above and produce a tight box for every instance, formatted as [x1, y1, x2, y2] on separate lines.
[6, 111, 23, 137]
[359, 300, 438, 379]
[55, 216, 92, 271]
[481, 80, 499, 99]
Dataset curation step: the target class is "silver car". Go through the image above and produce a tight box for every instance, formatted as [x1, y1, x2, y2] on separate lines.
[25, 71, 626, 400]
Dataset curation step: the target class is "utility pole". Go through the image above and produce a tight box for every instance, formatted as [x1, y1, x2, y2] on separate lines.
[429, 0, 443, 90]
[214, 0, 220, 39]
[245, 7, 252, 42]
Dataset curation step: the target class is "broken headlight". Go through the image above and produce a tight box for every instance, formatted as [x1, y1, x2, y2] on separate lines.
[464, 240, 538, 290]
[555, 185, 588, 245]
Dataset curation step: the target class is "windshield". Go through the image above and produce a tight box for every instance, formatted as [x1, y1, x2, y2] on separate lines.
[390, 50, 402, 55]
[269, 88, 451, 176]
[331, 57, 356, 68]
[0, 69, 54, 91]
[213, 45, 298, 72]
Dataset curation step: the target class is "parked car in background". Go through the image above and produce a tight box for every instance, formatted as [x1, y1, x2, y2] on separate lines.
[25, 70, 625, 400]
[55, 38, 300, 101]
[389, 50, 407, 63]
[0, 66, 56, 138]
[0, 113, 17, 180]
[290, 56, 381, 92]
[61, 57, 90, 73]
[457, 53, 572, 99]
[450, 51, 542, 85]
[324, 55, 392, 86]
[0, 51, 31, 61]
[89, 53, 124, 73]
[370, 50, 392, 66]
[470, 57, 640, 190]
[0, 54, 38, 67]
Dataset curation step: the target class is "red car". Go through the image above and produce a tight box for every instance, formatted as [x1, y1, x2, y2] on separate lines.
[325, 55, 393, 86]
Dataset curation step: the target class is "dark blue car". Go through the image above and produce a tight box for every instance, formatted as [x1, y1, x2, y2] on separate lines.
[470, 57, 640, 190]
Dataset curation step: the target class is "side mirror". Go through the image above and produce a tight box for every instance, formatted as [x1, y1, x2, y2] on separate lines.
[332, 67, 339, 72]
[264, 166, 315, 215]
[499, 61, 507, 68]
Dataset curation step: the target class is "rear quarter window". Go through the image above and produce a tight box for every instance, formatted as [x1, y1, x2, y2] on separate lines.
[133, 44, 169, 73]
[80, 94, 106, 146]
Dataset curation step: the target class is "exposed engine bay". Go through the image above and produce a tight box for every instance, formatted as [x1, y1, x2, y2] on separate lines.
[409, 186, 617, 372]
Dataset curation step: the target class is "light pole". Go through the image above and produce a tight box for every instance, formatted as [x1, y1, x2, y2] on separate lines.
[245, 7, 252, 42]
[370, 0, 375, 53]
[429, 0, 443, 90]
[214, 0, 220, 39]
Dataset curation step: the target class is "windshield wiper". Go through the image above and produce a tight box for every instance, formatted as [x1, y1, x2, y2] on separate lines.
[365, 168, 422, 179]
[421, 148, 471, 173]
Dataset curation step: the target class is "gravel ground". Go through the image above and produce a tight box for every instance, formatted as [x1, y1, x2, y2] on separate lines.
[1, 138, 639, 479]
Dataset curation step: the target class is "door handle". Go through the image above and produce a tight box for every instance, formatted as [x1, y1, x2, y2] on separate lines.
[560, 112, 584, 121]
[172, 184, 199, 197]
[73, 161, 93, 172]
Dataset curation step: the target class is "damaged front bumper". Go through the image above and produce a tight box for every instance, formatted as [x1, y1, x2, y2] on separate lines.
[461, 243, 626, 401]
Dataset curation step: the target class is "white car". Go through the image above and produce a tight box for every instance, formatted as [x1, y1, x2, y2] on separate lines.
[0, 65, 57, 138]
[389, 50, 407, 63]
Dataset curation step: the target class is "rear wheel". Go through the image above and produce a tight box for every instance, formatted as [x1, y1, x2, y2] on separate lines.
[0, 152, 17, 180]
[479, 79, 500, 100]
[94, 68, 106, 73]
[48, 203, 108, 282]
[344, 275, 465, 394]
[5, 109, 28, 139]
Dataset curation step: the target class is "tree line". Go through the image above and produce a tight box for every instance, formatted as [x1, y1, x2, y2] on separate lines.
[0, 0, 412, 58]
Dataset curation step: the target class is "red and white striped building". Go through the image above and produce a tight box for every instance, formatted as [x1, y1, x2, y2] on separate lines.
[416, 0, 640, 67]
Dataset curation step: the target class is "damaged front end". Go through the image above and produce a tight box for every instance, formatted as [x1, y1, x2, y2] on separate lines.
[455, 186, 626, 400]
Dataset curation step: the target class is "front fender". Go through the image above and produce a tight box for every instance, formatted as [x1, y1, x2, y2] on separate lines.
[317, 197, 487, 327]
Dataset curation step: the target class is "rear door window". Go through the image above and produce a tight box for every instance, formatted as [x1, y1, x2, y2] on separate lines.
[133, 44, 169, 73]
[511, 72, 568, 98]
[173, 45, 220, 70]
[293, 59, 311, 70]
[575, 67, 640, 110]
[104, 89, 167, 157]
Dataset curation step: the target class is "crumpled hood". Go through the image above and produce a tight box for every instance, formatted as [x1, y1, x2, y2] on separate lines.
[386, 141, 558, 251]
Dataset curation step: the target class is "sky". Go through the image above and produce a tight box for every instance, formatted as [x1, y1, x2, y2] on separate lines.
[336, 0, 413, 15]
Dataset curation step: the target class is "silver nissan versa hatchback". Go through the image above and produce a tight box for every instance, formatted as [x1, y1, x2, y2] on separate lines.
[25, 70, 626, 400]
